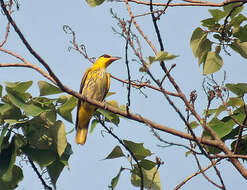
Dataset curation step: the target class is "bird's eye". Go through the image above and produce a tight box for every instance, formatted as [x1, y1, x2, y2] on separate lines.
[101, 54, 111, 58]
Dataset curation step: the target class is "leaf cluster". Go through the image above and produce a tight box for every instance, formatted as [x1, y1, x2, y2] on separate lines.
[105, 140, 162, 190]
[190, 3, 247, 74]
[0, 81, 75, 189]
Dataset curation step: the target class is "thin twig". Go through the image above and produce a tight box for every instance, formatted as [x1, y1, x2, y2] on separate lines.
[27, 157, 53, 190]
[125, 20, 132, 114]
[0, 0, 12, 47]
[128, 0, 246, 7]
[174, 159, 222, 190]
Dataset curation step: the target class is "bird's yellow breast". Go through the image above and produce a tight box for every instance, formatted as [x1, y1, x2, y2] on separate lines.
[81, 68, 108, 110]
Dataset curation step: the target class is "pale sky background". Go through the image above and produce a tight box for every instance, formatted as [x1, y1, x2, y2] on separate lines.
[1, 0, 247, 190]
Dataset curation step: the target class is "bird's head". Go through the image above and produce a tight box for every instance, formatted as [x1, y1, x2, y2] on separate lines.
[92, 54, 121, 69]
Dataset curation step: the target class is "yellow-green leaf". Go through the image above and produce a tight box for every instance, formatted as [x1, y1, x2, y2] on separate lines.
[104, 146, 125, 160]
[38, 81, 63, 96]
[203, 51, 223, 75]
[86, 0, 105, 7]
[229, 40, 247, 59]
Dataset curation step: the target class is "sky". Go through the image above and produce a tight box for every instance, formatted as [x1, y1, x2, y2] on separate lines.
[1, 0, 247, 190]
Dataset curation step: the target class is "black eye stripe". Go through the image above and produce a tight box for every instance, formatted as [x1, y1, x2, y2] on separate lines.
[101, 54, 111, 58]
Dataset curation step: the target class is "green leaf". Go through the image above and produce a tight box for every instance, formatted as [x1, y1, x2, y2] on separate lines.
[203, 115, 240, 141]
[60, 143, 73, 168]
[201, 18, 217, 27]
[110, 167, 125, 190]
[0, 165, 23, 190]
[223, 3, 244, 18]
[197, 39, 212, 66]
[6, 87, 44, 116]
[97, 108, 120, 126]
[226, 83, 247, 96]
[105, 92, 116, 98]
[230, 14, 247, 27]
[203, 51, 223, 75]
[233, 25, 247, 42]
[0, 85, 2, 97]
[51, 121, 67, 157]
[22, 146, 57, 168]
[123, 140, 152, 160]
[0, 104, 21, 122]
[47, 159, 65, 188]
[57, 95, 68, 104]
[131, 165, 161, 190]
[203, 108, 217, 117]
[0, 125, 8, 151]
[226, 97, 244, 107]
[215, 105, 226, 118]
[86, 0, 105, 7]
[163, 53, 179, 60]
[230, 40, 247, 59]
[231, 138, 247, 155]
[38, 81, 63, 96]
[139, 159, 156, 170]
[190, 27, 207, 58]
[89, 119, 99, 133]
[189, 121, 199, 129]
[4, 81, 32, 93]
[104, 146, 125, 160]
[208, 9, 226, 22]
[154, 51, 178, 61]
[58, 95, 77, 123]
[1, 136, 22, 183]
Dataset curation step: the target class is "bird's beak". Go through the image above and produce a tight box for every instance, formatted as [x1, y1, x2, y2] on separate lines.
[110, 56, 121, 62]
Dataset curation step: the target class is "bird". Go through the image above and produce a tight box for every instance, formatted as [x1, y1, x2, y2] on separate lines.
[75, 54, 121, 145]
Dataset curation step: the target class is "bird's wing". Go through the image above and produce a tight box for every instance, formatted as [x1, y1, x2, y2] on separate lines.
[103, 73, 111, 100]
[75, 68, 91, 130]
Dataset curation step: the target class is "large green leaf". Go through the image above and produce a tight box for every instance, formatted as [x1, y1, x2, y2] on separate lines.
[47, 159, 64, 188]
[6, 88, 44, 116]
[223, 3, 244, 18]
[50, 121, 67, 157]
[104, 146, 125, 160]
[139, 159, 156, 170]
[233, 25, 247, 42]
[131, 165, 161, 190]
[197, 39, 212, 66]
[123, 140, 152, 160]
[190, 27, 207, 58]
[230, 40, 247, 58]
[4, 81, 32, 93]
[203, 51, 223, 75]
[0, 103, 22, 122]
[22, 146, 57, 168]
[208, 9, 226, 22]
[201, 18, 218, 28]
[230, 14, 247, 28]
[205, 117, 234, 139]
[226, 83, 247, 96]
[38, 81, 63, 96]
[58, 95, 77, 123]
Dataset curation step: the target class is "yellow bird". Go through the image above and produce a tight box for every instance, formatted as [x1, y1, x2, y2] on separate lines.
[75, 54, 121, 145]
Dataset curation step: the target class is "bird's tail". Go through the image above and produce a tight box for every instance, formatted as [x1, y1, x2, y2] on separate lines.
[75, 107, 93, 145]
[76, 127, 88, 145]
